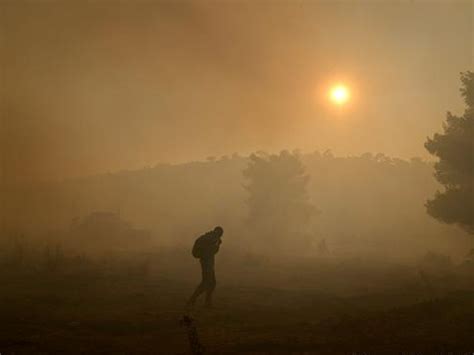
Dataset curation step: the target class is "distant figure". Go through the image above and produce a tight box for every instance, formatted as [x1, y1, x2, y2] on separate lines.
[317, 238, 329, 255]
[187, 226, 223, 308]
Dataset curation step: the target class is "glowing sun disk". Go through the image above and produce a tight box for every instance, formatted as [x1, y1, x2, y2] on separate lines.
[330, 85, 350, 105]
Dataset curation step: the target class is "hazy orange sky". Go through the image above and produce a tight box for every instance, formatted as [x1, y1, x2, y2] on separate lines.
[1, 1, 472, 181]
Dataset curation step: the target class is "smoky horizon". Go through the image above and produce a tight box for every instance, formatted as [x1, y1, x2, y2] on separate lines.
[1, 0, 472, 182]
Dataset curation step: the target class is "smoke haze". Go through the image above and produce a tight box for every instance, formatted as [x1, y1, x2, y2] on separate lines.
[1, 1, 472, 181]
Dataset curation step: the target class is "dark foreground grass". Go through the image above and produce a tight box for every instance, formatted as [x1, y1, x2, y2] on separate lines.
[0, 253, 473, 354]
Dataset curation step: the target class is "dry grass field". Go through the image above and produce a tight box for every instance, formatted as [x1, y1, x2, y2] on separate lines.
[1, 247, 473, 354]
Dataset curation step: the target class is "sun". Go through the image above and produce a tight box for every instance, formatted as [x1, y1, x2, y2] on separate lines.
[329, 84, 350, 105]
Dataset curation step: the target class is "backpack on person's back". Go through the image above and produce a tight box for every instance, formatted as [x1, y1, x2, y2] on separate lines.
[192, 232, 211, 258]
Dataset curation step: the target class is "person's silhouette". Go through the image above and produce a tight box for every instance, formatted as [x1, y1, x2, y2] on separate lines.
[187, 226, 223, 308]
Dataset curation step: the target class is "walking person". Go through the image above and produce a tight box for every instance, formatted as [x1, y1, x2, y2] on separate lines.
[187, 226, 223, 308]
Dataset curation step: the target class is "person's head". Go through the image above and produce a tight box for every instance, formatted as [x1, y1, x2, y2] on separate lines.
[213, 226, 224, 238]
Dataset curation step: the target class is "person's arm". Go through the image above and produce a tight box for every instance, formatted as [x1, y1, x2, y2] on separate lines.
[210, 237, 221, 255]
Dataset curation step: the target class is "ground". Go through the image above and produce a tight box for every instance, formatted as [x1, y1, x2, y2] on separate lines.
[1, 250, 473, 354]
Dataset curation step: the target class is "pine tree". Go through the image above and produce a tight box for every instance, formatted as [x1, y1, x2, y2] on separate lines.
[425, 71, 474, 234]
[243, 151, 316, 252]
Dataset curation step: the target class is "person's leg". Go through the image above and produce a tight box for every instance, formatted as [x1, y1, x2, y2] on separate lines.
[187, 259, 208, 307]
[187, 282, 206, 306]
[204, 269, 216, 307]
